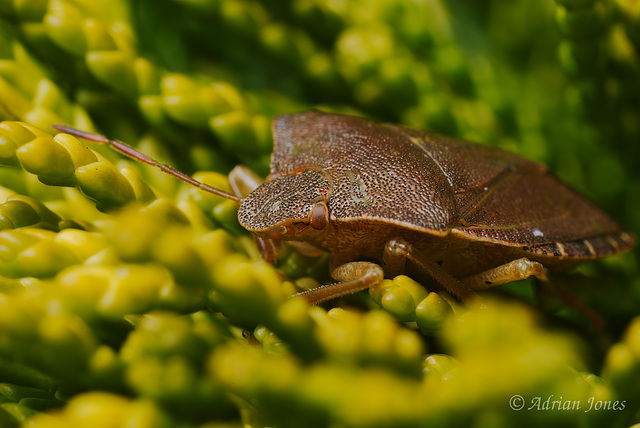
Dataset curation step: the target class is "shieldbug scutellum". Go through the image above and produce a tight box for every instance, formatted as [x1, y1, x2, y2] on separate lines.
[55, 110, 635, 305]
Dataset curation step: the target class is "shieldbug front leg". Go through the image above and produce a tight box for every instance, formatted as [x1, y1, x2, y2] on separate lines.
[229, 165, 263, 198]
[295, 262, 384, 305]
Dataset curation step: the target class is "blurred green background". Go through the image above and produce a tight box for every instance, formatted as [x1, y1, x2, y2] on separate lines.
[0, 0, 639, 427]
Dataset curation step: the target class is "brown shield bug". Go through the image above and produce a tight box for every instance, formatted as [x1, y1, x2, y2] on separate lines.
[54, 110, 635, 304]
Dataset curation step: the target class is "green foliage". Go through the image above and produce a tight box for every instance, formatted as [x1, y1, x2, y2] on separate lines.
[0, 0, 638, 427]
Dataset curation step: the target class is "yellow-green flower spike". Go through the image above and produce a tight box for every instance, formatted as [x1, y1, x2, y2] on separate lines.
[56, 265, 112, 316]
[117, 312, 235, 419]
[423, 354, 458, 379]
[54, 229, 108, 261]
[0, 197, 45, 230]
[75, 160, 136, 210]
[379, 286, 416, 321]
[0, 122, 50, 167]
[0, 293, 98, 384]
[415, 292, 455, 335]
[370, 275, 430, 322]
[44, 1, 89, 56]
[52, 133, 99, 169]
[179, 171, 234, 215]
[0, 228, 78, 278]
[212, 257, 287, 326]
[86, 51, 138, 97]
[603, 317, 640, 406]
[312, 307, 424, 376]
[209, 111, 258, 155]
[0, 121, 157, 211]
[16, 136, 76, 186]
[82, 18, 117, 52]
[161, 74, 214, 127]
[0, 194, 62, 231]
[97, 265, 170, 318]
[26, 392, 174, 428]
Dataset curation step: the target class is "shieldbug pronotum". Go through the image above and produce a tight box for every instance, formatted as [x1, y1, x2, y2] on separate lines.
[55, 110, 635, 305]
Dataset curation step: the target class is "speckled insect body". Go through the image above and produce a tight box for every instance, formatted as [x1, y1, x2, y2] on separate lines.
[56, 111, 635, 304]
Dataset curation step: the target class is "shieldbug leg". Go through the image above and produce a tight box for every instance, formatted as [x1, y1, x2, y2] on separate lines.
[385, 239, 474, 300]
[287, 241, 327, 258]
[295, 262, 384, 305]
[461, 257, 549, 290]
[229, 165, 263, 197]
[535, 276, 604, 329]
[228, 166, 281, 263]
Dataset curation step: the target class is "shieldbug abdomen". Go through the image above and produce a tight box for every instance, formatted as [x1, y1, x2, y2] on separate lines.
[55, 110, 635, 304]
